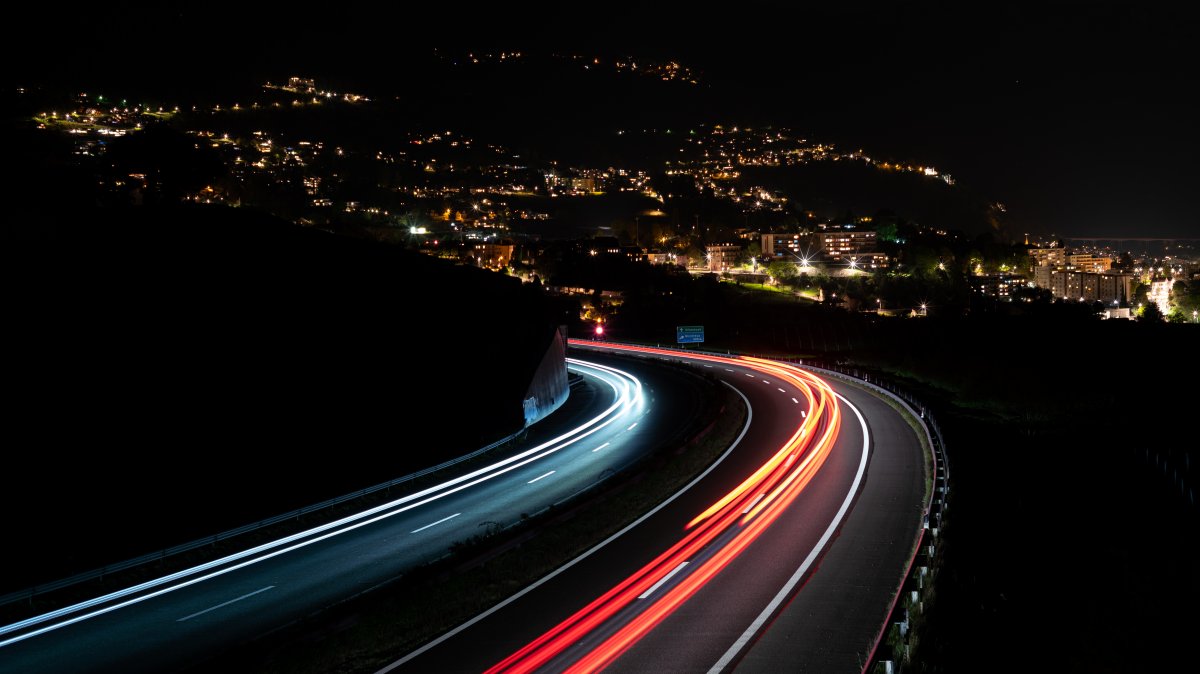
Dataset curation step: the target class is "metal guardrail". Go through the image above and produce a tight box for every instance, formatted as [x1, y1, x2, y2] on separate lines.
[576, 340, 950, 522]
[0, 427, 526, 609]
[574, 339, 950, 674]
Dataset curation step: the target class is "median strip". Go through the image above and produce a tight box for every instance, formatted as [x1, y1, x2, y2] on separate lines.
[223, 376, 748, 674]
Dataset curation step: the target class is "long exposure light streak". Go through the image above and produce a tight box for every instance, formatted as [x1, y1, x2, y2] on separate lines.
[487, 344, 842, 674]
[1, 359, 643, 649]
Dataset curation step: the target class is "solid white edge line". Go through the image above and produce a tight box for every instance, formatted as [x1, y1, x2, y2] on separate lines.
[706, 389, 871, 674]
[0, 359, 640, 646]
[176, 586, 275, 622]
[527, 471, 555, 484]
[375, 380, 755, 674]
[411, 513, 461, 534]
[638, 561, 690, 599]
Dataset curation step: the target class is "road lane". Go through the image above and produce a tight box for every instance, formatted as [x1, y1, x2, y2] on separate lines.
[386, 343, 926, 674]
[0, 356, 709, 674]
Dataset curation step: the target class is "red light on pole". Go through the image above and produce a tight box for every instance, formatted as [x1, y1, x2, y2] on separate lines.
[594, 324, 605, 338]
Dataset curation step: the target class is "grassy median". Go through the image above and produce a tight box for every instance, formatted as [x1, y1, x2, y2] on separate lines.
[191, 376, 748, 674]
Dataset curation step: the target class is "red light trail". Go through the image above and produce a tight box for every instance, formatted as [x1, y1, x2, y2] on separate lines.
[487, 344, 841, 674]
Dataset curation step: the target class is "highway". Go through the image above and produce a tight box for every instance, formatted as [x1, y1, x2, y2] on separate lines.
[0, 356, 705, 674]
[385, 342, 928, 673]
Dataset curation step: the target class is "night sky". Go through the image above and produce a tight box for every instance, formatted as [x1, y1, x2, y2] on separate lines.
[11, 2, 1198, 239]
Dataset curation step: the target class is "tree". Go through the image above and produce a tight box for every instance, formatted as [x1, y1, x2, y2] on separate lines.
[1137, 302, 1164, 323]
[745, 240, 762, 260]
[393, 210, 427, 230]
[766, 260, 798, 285]
[1170, 280, 1200, 316]
[1131, 282, 1150, 307]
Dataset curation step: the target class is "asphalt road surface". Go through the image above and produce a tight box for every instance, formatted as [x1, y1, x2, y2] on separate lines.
[0, 355, 712, 674]
[385, 342, 928, 674]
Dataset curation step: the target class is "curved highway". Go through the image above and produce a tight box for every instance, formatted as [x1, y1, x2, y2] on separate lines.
[384, 342, 928, 673]
[0, 357, 700, 674]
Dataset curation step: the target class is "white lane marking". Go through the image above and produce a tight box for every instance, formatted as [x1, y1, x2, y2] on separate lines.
[745, 373, 755, 377]
[378, 382, 755, 674]
[410, 513, 461, 534]
[778, 388, 787, 393]
[802, 410, 807, 418]
[741, 494, 765, 514]
[707, 390, 872, 674]
[0, 359, 642, 646]
[176, 586, 274, 622]
[762, 380, 771, 384]
[627, 422, 638, 431]
[528, 471, 555, 484]
[704, 365, 713, 368]
[725, 368, 734, 372]
[638, 561, 690, 599]
[593, 442, 610, 452]
[792, 397, 799, 404]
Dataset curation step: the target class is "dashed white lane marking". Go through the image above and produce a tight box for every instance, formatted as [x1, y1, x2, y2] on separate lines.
[638, 562, 690, 599]
[177, 586, 275, 622]
[410, 513, 461, 534]
[742, 494, 765, 514]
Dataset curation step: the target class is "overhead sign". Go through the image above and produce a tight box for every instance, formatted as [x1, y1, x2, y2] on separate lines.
[676, 325, 705, 344]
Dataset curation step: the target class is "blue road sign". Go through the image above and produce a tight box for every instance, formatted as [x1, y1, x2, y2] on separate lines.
[676, 325, 705, 344]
